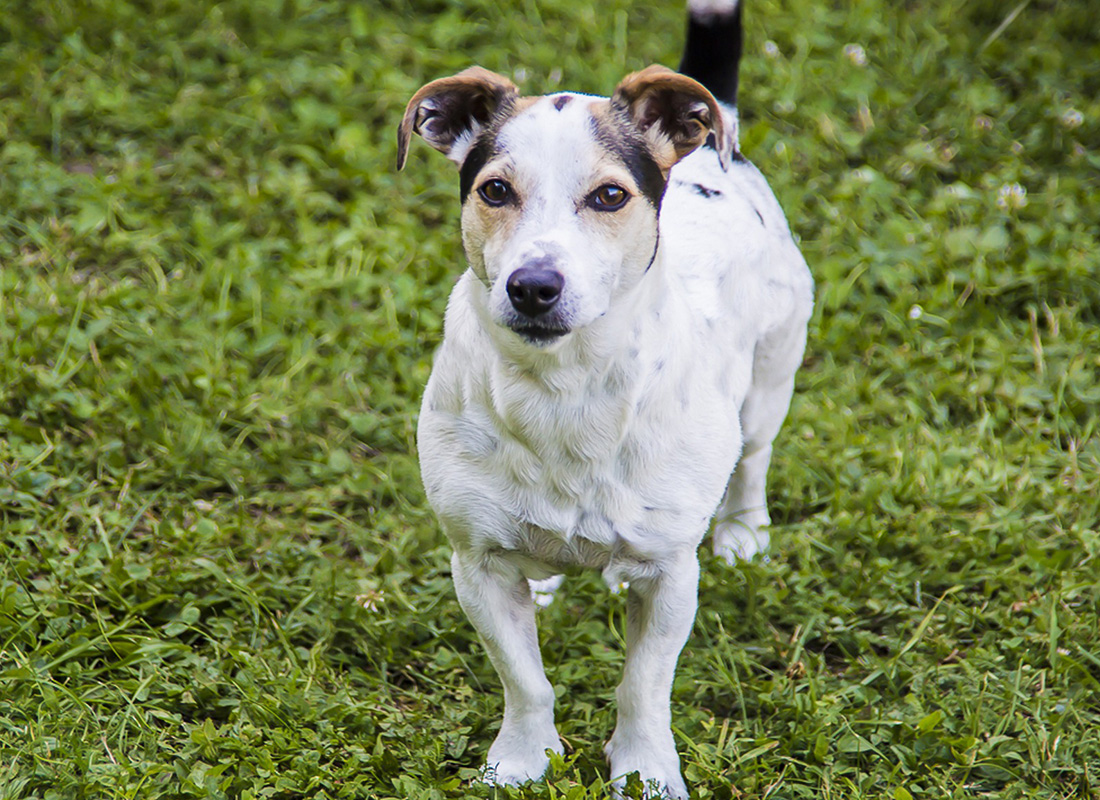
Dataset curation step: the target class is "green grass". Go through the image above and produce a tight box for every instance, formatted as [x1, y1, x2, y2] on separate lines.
[1, 0, 1098, 797]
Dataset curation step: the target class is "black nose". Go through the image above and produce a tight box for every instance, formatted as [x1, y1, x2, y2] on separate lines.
[506, 267, 564, 316]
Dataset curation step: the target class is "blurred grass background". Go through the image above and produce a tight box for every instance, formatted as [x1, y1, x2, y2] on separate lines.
[1, 0, 1098, 797]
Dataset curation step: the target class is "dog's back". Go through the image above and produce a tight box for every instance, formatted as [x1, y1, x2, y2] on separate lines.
[666, 0, 811, 342]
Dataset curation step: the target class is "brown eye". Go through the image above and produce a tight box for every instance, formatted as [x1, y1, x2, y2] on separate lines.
[478, 179, 512, 206]
[589, 184, 629, 211]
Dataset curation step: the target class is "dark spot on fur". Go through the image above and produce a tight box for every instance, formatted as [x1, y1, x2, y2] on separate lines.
[644, 229, 659, 274]
[459, 138, 493, 203]
[456, 98, 522, 203]
[754, 208, 765, 227]
[692, 183, 722, 199]
[553, 95, 572, 111]
[704, 132, 746, 162]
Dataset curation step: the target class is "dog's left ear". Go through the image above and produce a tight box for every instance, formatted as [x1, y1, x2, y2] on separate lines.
[612, 65, 731, 173]
[397, 67, 519, 170]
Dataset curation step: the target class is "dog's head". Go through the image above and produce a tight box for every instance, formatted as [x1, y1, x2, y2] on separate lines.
[398, 66, 730, 347]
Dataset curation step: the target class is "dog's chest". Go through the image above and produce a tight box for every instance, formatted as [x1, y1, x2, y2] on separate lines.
[466, 343, 741, 560]
[489, 360, 642, 538]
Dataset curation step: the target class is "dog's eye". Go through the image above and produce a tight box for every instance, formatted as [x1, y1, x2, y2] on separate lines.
[478, 179, 513, 206]
[588, 184, 629, 211]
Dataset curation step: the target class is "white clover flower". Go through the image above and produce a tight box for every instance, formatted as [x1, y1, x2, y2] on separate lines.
[996, 182, 1028, 210]
[908, 305, 924, 320]
[853, 166, 876, 183]
[1060, 108, 1083, 129]
[844, 43, 867, 67]
[763, 40, 780, 58]
[773, 98, 795, 115]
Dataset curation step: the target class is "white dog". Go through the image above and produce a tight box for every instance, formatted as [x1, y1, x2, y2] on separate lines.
[398, 0, 812, 795]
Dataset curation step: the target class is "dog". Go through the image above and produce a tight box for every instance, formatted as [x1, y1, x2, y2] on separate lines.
[397, 0, 812, 795]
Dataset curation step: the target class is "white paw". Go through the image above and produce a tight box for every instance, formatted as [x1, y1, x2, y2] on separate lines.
[528, 575, 564, 608]
[713, 518, 770, 563]
[482, 724, 563, 786]
[605, 734, 688, 799]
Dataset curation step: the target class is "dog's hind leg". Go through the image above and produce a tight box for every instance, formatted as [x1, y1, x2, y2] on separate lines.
[450, 549, 563, 784]
[714, 436, 779, 561]
[605, 549, 698, 799]
[714, 324, 806, 562]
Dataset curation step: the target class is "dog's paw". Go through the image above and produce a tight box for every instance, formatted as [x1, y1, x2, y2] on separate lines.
[483, 725, 563, 786]
[605, 733, 688, 799]
[713, 518, 770, 563]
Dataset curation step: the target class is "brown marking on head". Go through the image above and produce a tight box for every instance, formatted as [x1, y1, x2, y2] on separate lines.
[611, 65, 730, 173]
[460, 178, 527, 283]
[553, 95, 572, 112]
[397, 67, 519, 169]
[510, 96, 542, 115]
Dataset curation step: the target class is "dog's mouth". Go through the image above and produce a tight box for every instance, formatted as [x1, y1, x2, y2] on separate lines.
[510, 323, 571, 344]
[500, 302, 572, 345]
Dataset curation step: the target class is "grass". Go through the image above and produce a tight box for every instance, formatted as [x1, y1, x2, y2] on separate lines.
[1, 0, 1098, 797]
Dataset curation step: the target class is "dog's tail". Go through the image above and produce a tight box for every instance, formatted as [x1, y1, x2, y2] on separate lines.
[678, 0, 743, 109]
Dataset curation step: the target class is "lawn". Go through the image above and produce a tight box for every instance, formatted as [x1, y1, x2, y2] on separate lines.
[1, 0, 1098, 797]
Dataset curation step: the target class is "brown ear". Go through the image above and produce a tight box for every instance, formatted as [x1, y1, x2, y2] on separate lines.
[397, 67, 518, 170]
[612, 65, 731, 172]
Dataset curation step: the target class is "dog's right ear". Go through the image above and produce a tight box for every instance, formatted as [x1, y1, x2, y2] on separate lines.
[397, 67, 518, 170]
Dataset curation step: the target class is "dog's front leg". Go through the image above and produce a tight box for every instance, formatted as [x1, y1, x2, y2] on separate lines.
[605, 549, 699, 799]
[451, 549, 563, 785]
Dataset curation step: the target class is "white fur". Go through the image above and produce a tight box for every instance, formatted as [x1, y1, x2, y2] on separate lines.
[418, 100, 812, 797]
[687, 0, 740, 20]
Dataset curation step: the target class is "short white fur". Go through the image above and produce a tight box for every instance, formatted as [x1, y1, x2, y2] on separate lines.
[412, 79, 812, 800]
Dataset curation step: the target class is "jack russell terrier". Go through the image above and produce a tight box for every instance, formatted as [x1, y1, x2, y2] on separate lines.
[397, 0, 813, 795]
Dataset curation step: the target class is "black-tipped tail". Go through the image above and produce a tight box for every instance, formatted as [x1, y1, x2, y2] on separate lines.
[678, 1, 743, 108]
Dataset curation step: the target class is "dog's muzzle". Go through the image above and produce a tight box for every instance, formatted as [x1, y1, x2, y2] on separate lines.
[505, 266, 570, 342]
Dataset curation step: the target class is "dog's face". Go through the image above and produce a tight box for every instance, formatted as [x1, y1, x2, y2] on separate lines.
[399, 66, 729, 346]
[459, 95, 668, 343]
